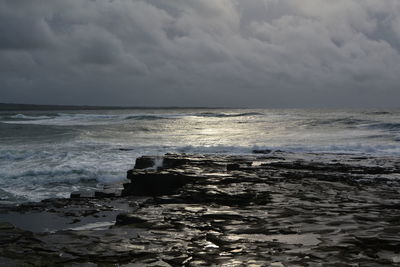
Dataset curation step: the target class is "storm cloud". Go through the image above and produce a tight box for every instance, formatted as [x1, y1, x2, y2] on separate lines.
[1, 0, 400, 107]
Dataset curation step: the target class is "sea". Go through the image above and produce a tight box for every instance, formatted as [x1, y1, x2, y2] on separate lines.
[1, 108, 399, 203]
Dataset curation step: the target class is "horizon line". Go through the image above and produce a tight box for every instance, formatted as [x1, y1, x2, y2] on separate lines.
[0, 102, 398, 111]
[0, 102, 238, 111]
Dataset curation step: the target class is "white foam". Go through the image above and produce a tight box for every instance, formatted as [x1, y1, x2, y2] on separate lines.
[1, 109, 400, 202]
[11, 114, 53, 120]
[2, 110, 266, 126]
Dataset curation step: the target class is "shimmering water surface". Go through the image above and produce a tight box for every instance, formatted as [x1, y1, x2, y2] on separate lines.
[1, 108, 399, 202]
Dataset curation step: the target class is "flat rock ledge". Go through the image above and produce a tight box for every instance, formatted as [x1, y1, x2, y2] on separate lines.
[1, 152, 400, 266]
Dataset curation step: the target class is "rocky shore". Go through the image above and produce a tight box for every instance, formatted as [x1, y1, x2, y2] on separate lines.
[1, 151, 400, 266]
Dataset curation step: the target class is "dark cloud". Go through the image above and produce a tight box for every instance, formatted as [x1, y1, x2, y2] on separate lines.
[0, 0, 399, 107]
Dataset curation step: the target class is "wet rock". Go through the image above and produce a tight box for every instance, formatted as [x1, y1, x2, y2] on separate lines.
[0, 222, 32, 244]
[70, 191, 94, 199]
[0, 222, 14, 230]
[2, 152, 400, 266]
[70, 192, 81, 199]
[134, 156, 155, 169]
[226, 163, 240, 171]
[94, 189, 121, 198]
[0, 257, 23, 266]
[123, 172, 194, 196]
[162, 157, 189, 169]
[115, 213, 148, 226]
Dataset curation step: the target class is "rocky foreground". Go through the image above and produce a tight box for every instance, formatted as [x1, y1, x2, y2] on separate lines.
[1, 152, 400, 266]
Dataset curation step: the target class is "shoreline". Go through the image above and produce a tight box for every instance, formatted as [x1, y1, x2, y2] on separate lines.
[1, 151, 400, 266]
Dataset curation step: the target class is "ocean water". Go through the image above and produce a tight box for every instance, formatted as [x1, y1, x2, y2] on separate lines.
[1, 108, 400, 202]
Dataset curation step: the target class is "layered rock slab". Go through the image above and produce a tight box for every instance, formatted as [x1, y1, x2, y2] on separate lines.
[1, 152, 400, 266]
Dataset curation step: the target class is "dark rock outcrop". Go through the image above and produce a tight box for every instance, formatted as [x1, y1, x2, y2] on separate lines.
[115, 213, 148, 226]
[226, 163, 240, 171]
[161, 156, 189, 169]
[122, 172, 194, 196]
[134, 156, 155, 169]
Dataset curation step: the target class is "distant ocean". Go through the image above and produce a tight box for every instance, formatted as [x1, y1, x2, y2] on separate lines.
[1, 108, 400, 202]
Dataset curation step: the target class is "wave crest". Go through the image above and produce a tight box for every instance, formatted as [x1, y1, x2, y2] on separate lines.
[195, 112, 263, 118]
[10, 114, 53, 120]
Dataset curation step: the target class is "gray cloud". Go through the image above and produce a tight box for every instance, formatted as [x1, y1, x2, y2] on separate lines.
[0, 0, 400, 107]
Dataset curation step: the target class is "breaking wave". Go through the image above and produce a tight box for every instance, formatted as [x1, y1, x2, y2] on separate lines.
[1, 111, 265, 125]
[10, 114, 53, 120]
[1, 108, 400, 202]
[194, 112, 264, 118]
[124, 115, 171, 120]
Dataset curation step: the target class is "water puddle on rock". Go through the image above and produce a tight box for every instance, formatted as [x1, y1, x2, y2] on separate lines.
[0, 211, 117, 233]
[67, 221, 115, 231]
[226, 233, 321, 246]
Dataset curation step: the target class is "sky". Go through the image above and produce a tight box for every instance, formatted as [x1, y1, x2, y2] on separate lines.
[1, 0, 400, 108]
